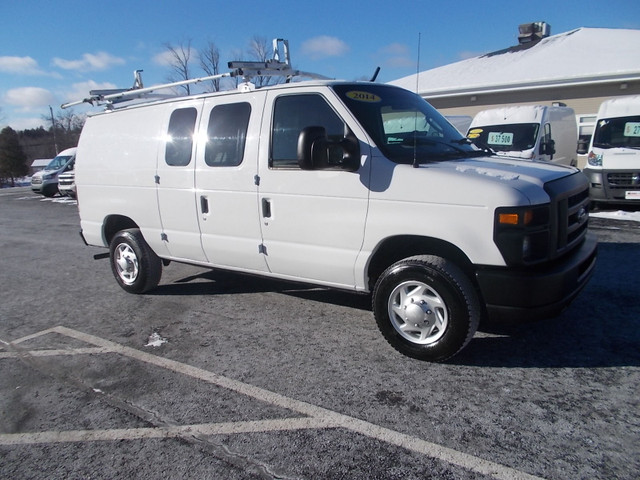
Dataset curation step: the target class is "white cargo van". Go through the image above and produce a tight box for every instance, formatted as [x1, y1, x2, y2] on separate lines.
[31, 147, 76, 197]
[467, 105, 578, 166]
[67, 41, 596, 362]
[583, 95, 640, 206]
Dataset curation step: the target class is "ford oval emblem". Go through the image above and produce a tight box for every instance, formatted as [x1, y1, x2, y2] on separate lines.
[577, 207, 588, 224]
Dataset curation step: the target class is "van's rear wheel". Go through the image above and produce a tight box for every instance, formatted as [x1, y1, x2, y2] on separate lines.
[109, 229, 162, 293]
[372, 255, 480, 362]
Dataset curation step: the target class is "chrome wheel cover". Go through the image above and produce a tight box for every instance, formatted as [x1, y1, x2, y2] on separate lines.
[387, 280, 448, 345]
[114, 243, 139, 285]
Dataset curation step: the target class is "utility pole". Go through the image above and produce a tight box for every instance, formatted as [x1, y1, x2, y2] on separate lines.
[49, 105, 59, 155]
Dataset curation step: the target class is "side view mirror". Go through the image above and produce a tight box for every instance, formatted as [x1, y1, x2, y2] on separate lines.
[297, 126, 360, 171]
[540, 139, 555, 158]
[576, 139, 589, 155]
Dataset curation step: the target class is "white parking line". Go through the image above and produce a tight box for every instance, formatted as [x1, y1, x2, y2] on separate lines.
[0, 326, 545, 480]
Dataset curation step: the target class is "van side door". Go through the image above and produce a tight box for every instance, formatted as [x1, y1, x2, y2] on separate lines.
[194, 91, 269, 272]
[155, 99, 208, 262]
[257, 88, 370, 289]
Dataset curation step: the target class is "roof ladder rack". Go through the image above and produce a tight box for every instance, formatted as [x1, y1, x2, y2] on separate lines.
[61, 38, 330, 110]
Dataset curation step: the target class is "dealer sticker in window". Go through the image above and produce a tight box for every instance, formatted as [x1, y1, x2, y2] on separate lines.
[346, 91, 381, 103]
[623, 122, 640, 137]
[488, 132, 514, 146]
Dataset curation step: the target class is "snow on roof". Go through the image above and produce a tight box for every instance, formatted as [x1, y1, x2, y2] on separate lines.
[389, 28, 640, 97]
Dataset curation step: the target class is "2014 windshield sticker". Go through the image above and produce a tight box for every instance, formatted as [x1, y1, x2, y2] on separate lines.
[346, 91, 381, 103]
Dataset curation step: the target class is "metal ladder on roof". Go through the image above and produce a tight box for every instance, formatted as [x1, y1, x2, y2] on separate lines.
[61, 38, 331, 110]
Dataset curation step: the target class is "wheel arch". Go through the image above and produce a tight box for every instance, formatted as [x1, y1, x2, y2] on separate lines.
[103, 215, 140, 246]
[366, 235, 475, 291]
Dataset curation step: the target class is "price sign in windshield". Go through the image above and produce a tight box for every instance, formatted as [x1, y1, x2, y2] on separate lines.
[623, 122, 640, 137]
[488, 132, 514, 146]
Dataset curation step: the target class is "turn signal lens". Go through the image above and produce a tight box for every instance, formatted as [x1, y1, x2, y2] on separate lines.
[499, 210, 534, 226]
[499, 213, 519, 225]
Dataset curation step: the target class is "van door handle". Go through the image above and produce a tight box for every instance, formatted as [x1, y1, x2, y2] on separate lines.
[200, 195, 209, 214]
[261, 198, 271, 218]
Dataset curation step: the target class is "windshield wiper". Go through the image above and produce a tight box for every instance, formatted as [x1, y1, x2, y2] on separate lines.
[452, 136, 494, 154]
[401, 135, 469, 153]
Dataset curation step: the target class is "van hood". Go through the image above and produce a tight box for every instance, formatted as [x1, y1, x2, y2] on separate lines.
[393, 155, 586, 205]
[432, 154, 575, 181]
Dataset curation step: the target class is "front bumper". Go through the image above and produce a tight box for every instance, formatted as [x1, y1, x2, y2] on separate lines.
[476, 233, 597, 321]
[583, 168, 640, 204]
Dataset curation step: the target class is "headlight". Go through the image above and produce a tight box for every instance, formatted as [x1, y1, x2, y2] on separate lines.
[494, 205, 550, 265]
[587, 151, 602, 167]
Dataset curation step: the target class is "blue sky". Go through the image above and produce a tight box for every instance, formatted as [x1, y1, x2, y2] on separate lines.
[1, 0, 639, 130]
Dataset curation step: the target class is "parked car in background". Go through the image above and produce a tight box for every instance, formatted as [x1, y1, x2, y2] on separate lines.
[58, 169, 76, 197]
[31, 147, 76, 197]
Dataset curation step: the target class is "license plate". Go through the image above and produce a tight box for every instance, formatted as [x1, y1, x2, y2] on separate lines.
[625, 191, 640, 200]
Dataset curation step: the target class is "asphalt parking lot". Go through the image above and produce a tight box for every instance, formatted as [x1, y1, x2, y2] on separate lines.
[1, 187, 639, 479]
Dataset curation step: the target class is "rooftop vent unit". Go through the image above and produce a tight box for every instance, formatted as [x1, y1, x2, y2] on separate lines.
[518, 22, 551, 44]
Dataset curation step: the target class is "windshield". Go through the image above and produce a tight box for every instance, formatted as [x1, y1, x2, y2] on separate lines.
[45, 154, 73, 171]
[467, 123, 539, 152]
[592, 115, 640, 149]
[332, 84, 482, 164]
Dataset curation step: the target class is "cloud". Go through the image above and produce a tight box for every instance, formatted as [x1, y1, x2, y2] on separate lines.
[62, 80, 119, 104]
[52, 52, 125, 72]
[7, 116, 49, 131]
[152, 50, 176, 66]
[301, 36, 349, 59]
[3, 87, 56, 111]
[0, 56, 47, 75]
[376, 43, 415, 69]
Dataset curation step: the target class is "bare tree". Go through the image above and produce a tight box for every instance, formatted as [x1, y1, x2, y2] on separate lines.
[55, 109, 85, 132]
[199, 40, 221, 92]
[164, 39, 194, 95]
[247, 35, 276, 87]
[228, 48, 244, 88]
[39, 108, 85, 151]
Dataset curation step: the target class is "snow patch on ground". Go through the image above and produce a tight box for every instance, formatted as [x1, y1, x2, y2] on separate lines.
[145, 332, 167, 348]
[591, 210, 640, 222]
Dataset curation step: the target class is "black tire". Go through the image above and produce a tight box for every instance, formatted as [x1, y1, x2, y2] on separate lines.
[109, 229, 162, 294]
[372, 255, 481, 362]
[42, 185, 58, 197]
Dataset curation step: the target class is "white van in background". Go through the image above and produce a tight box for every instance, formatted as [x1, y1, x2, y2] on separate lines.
[30, 147, 77, 197]
[467, 105, 578, 166]
[583, 95, 640, 206]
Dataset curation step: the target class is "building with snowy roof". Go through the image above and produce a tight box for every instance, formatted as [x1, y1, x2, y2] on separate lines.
[389, 23, 640, 164]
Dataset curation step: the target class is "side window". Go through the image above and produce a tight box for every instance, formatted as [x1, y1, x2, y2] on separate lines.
[205, 102, 251, 167]
[165, 107, 197, 166]
[271, 94, 345, 168]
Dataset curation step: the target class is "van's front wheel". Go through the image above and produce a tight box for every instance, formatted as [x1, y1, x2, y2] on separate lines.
[372, 255, 480, 362]
[109, 229, 162, 294]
